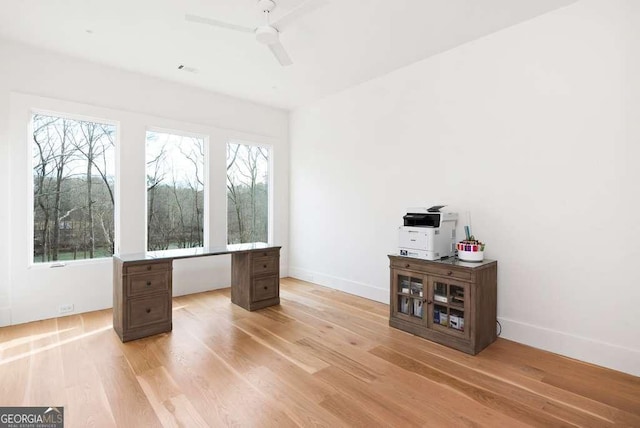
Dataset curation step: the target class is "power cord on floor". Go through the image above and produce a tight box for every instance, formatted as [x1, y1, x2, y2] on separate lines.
[497, 319, 502, 337]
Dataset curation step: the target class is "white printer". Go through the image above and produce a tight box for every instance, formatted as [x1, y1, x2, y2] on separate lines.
[399, 206, 458, 260]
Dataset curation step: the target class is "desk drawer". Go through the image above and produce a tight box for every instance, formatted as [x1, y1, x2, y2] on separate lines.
[428, 265, 471, 281]
[391, 259, 471, 281]
[127, 271, 170, 297]
[252, 254, 279, 275]
[125, 261, 171, 275]
[253, 249, 279, 258]
[126, 294, 171, 330]
[252, 275, 279, 302]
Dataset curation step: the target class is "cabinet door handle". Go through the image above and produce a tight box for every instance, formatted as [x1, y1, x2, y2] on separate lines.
[263, 252, 268, 256]
[447, 271, 453, 276]
[425, 300, 433, 305]
[146, 281, 151, 286]
[405, 264, 410, 268]
[263, 264, 268, 268]
[264, 286, 268, 290]
[147, 265, 152, 271]
[146, 308, 151, 313]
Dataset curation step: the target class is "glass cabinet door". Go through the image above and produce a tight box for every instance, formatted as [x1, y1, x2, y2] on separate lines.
[428, 278, 470, 338]
[394, 271, 425, 323]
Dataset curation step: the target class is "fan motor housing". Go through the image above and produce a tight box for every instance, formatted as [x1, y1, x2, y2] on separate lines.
[256, 25, 279, 45]
[258, 0, 276, 13]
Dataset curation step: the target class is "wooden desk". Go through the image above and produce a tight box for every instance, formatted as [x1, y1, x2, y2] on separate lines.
[113, 243, 281, 342]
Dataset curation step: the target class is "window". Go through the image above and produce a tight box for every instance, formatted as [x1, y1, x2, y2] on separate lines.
[32, 113, 116, 263]
[146, 130, 205, 251]
[227, 143, 270, 244]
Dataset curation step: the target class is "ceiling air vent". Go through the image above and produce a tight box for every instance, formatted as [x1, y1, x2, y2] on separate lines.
[177, 64, 198, 73]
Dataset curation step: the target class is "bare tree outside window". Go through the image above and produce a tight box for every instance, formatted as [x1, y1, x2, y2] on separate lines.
[32, 113, 116, 263]
[227, 143, 269, 244]
[146, 131, 205, 251]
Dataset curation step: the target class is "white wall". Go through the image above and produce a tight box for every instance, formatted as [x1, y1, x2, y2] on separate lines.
[0, 38, 289, 325]
[290, 0, 640, 376]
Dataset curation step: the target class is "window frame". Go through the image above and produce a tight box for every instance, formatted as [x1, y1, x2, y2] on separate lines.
[144, 126, 210, 252]
[28, 108, 120, 268]
[226, 139, 274, 245]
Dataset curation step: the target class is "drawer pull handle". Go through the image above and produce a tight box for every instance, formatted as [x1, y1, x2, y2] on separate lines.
[447, 271, 453, 276]
[264, 286, 268, 290]
[263, 264, 268, 268]
[146, 281, 151, 286]
[405, 264, 410, 268]
[263, 252, 268, 256]
[147, 266, 152, 271]
[146, 308, 151, 313]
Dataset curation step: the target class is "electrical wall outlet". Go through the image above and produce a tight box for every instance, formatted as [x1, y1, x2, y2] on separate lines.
[59, 304, 74, 314]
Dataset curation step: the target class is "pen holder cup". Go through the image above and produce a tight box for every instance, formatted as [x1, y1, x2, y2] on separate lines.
[456, 242, 484, 262]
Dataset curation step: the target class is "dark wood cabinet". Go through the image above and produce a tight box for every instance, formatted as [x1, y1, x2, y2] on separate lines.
[388, 255, 497, 355]
[113, 259, 172, 342]
[231, 249, 280, 310]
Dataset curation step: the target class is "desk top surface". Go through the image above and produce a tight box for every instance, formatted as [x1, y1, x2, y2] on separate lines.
[115, 243, 280, 263]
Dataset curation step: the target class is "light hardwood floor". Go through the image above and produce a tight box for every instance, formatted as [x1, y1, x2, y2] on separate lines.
[1, 278, 639, 427]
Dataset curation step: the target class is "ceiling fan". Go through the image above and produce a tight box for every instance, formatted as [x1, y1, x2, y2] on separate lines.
[185, 0, 328, 67]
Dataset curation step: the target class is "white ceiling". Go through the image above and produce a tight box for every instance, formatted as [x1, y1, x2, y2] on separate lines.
[0, 0, 576, 110]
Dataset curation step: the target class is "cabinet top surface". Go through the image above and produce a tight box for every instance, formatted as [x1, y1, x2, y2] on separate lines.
[389, 254, 496, 269]
[116, 243, 280, 263]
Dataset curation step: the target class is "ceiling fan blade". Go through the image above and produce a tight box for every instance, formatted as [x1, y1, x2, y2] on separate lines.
[268, 42, 293, 66]
[271, 0, 328, 31]
[185, 14, 254, 33]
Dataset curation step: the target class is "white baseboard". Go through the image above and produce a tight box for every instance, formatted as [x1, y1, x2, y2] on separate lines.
[499, 316, 640, 377]
[0, 307, 10, 326]
[288, 266, 388, 304]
